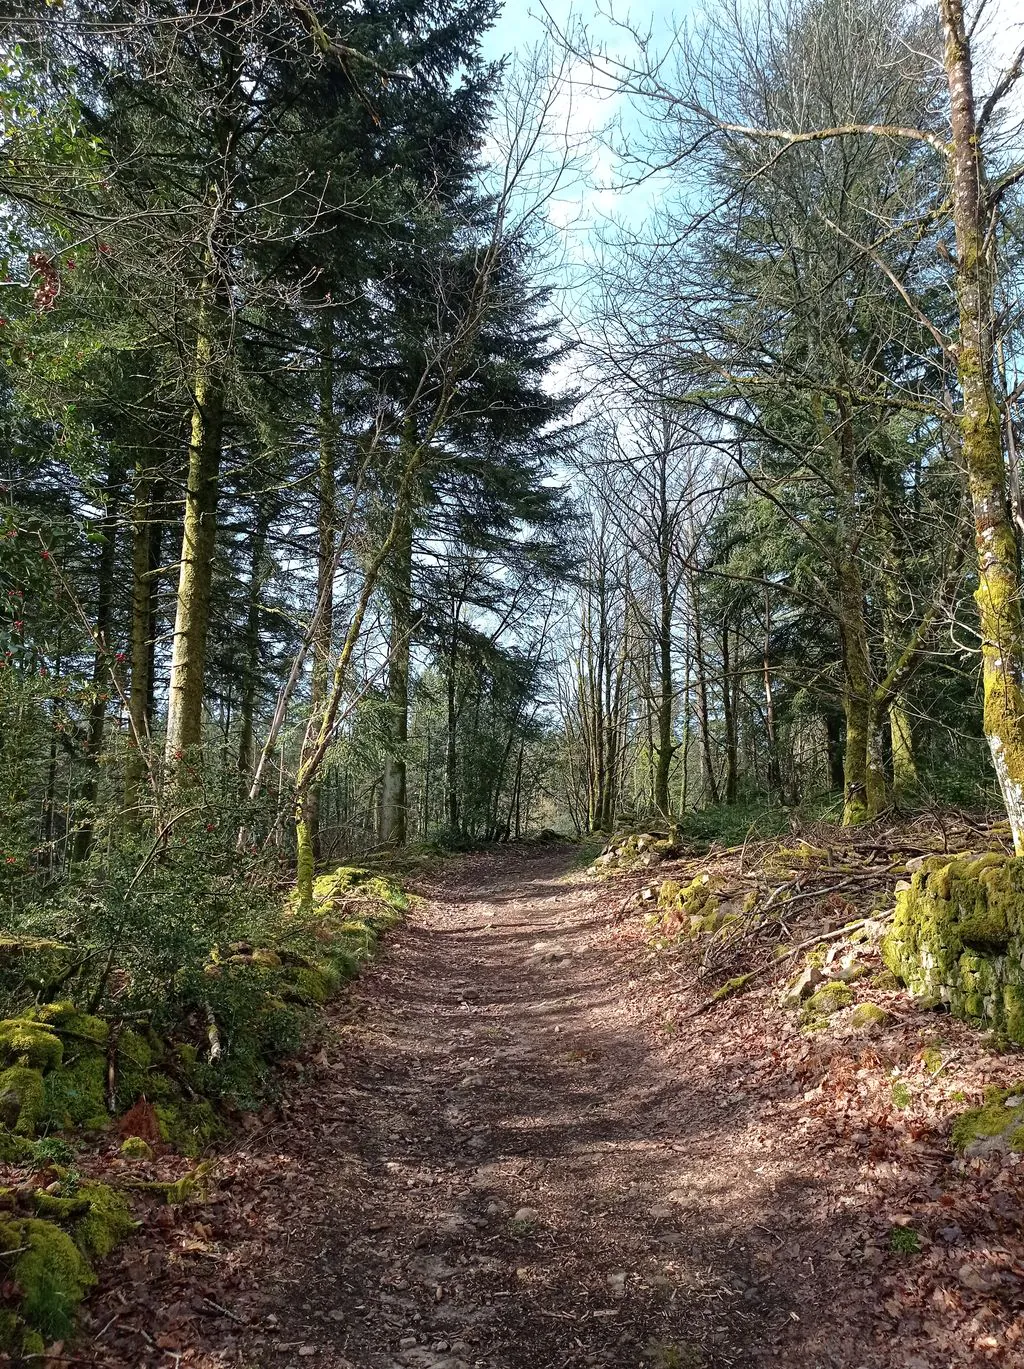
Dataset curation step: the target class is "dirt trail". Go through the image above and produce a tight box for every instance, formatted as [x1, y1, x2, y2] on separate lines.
[230, 847, 806, 1369]
[89, 844, 946, 1369]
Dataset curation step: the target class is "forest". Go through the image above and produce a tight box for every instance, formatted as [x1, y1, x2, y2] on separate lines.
[1, 0, 1024, 1365]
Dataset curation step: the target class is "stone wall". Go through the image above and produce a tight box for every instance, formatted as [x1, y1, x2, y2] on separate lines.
[882, 853, 1024, 1043]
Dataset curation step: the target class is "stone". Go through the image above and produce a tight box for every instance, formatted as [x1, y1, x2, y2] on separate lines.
[779, 964, 825, 1009]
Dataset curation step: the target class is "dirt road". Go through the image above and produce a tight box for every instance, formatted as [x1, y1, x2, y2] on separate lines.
[88, 844, 1022, 1369]
[235, 848, 801, 1369]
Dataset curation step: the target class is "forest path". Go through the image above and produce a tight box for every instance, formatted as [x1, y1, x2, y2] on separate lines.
[233, 846, 797, 1369]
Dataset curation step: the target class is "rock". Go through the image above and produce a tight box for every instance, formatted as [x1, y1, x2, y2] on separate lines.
[779, 964, 825, 1008]
[958, 1262, 994, 1293]
[399, 1335, 418, 1349]
[951, 1086, 1024, 1158]
[607, 1270, 627, 1296]
[799, 981, 854, 1024]
[846, 1002, 894, 1033]
[512, 1206, 538, 1225]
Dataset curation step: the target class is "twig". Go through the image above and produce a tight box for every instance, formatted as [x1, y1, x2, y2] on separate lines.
[201, 1296, 245, 1324]
[679, 911, 894, 1018]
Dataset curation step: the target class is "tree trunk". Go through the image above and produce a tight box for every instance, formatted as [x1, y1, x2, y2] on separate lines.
[304, 315, 337, 857]
[381, 499, 412, 846]
[825, 712, 845, 792]
[236, 507, 269, 785]
[164, 289, 225, 772]
[691, 572, 720, 806]
[126, 468, 156, 814]
[653, 541, 675, 817]
[837, 554, 878, 825]
[722, 613, 739, 804]
[72, 463, 121, 861]
[940, 0, 1024, 851]
[889, 702, 918, 795]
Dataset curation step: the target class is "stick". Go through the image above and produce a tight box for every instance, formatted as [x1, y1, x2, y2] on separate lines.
[679, 911, 894, 1018]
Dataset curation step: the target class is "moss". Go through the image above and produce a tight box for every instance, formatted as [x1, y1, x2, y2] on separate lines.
[119, 1135, 154, 1159]
[0, 1019, 64, 1072]
[282, 965, 340, 1005]
[848, 1002, 892, 1030]
[0, 1127, 32, 1162]
[154, 1099, 220, 1157]
[0, 1065, 45, 1136]
[26, 1002, 109, 1046]
[27, 1192, 92, 1223]
[72, 1181, 135, 1258]
[41, 1049, 109, 1131]
[711, 973, 755, 1002]
[922, 1044, 944, 1075]
[891, 1081, 912, 1109]
[128, 1160, 214, 1205]
[950, 1085, 1024, 1153]
[883, 853, 1024, 1042]
[0, 1215, 94, 1341]
[800, 982, 854, 1025]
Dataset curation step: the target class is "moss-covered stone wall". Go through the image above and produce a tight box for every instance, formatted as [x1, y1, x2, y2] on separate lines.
[882, 853, 1024, 1042]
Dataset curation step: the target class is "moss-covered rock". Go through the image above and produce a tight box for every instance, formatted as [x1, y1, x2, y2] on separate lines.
[800, 981, 854, 1026]
[0, 1127, 32, 1162]
[655, 874, 723, 939]
[119, 1135, 154, 1160]
[73, 1181, 136, 1258]
[950, 1085, 1024, 1156]
[0, 1215, 94, 1343]
[282, 964, 340, 1006]
[0, 1065, 45, 1135]
[41, 1049, 109, 1132]
[847, 1002, 894, 1032]
[0, 1018, 64, 1071]
[882, 853, 1024, 1041]
[154, 1098, 220, 1157]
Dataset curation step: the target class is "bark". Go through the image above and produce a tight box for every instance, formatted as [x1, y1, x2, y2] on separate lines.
[690, 573, 720, 806]
[653, 528, 675, 817]
[381, 498, 412, 846]
[762, 591, 782, 797]
[837, 552, 878, 825]
[164, 285, 225, 772]
[304, 316, 337, 857]
[72, 463, 121, 861]
[889, 702, 918, 794]
[940, 0, 1024, 852]
[236, 508, 270, 784]
[126, 469, 158, 814]
[721, 613, 739, 805]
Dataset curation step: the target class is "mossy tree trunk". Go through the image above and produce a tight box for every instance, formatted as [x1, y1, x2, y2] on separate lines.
[304, 314, 337, 858]
[940, 0, 1024, 851]
[889, 703, 918, 795]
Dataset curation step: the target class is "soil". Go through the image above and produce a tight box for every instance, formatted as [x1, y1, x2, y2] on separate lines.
[80, 842, 1024, 1369]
